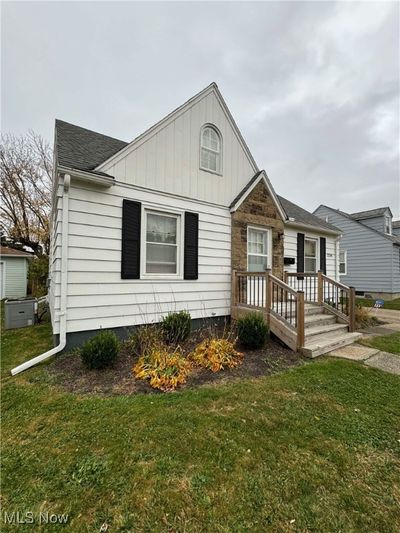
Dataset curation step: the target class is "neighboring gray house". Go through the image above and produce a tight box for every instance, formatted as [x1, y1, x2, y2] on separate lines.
[393, 220, 400, 237]
[0, 246, 33, 299]
[314, 205, 400, 300]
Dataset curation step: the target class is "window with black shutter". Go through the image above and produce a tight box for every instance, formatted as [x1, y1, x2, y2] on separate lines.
[121, 200, 141, 279]
[320, 237, 326, 274]
[297, 233, 305, 275]
[184, 212, 199, 280]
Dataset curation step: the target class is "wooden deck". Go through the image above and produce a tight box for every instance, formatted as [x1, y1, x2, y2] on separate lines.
[231, 270, 357, 357]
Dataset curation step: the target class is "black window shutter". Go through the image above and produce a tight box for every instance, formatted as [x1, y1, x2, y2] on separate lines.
[320, 237, 326, 274]
[121, 200, 141, 279]
[297, 233, 305, 274]
[184, 212, 199, 280]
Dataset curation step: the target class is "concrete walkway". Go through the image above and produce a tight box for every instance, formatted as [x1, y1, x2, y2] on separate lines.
[327, 308, 400, 375]
[327, 344, 400, 375]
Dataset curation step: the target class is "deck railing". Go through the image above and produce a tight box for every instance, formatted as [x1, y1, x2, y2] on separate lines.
[285, 271, 355, 331]
[232, 270, 305, 350]
[232, 269, 356, 352]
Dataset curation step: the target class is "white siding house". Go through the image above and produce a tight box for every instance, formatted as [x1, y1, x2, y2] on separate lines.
[0, 247, 32, 299]
[48, 83, 342, 348]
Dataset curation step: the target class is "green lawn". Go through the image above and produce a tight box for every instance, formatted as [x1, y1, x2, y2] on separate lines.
[357, 297, 400, 310]
[1, 322, 400, 531]
[360, 332, 400, 355]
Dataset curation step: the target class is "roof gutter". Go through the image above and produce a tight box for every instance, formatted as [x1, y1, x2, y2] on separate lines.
[11, 174, 71, 375]
[285, 220, 342, 236]
[58, 165, 115, 187]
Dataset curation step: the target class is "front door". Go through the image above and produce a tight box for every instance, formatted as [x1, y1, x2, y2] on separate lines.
[246, 227, 271, 306]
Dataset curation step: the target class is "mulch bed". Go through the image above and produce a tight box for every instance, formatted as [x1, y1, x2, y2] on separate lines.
[47, 328, 304, 396]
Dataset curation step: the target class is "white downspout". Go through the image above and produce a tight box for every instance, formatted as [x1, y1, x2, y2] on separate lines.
[11, 174, 70, 376]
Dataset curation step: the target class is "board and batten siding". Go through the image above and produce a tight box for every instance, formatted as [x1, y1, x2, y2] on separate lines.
[314, 206, 397, 293]
[50, 181, 231, 335]
[1, 257, 29, 298]
[283, 227, 338, 279]
[101, 90, 256, 207]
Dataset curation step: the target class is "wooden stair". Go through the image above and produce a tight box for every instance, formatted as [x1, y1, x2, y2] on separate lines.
[301, 304, 362, 358]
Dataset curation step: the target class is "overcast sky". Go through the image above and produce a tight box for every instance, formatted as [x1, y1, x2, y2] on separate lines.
[2, 1, 399, 216]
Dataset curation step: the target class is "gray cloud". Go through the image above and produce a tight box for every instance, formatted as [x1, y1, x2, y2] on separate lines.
[2, 1, 399, 215]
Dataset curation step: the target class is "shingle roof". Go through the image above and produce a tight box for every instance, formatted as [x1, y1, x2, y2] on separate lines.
[55, 119, 128, 175]
[0, 246, 33, 257]
[229, 171, 340, 233]
[318, 206, 400, 246]
[392, 220, 400, 229]
[350, 207, 391, 220]
[278, 196, 341, 233]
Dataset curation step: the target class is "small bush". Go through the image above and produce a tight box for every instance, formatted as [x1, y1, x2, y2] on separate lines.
[237, 312, 269, 349]
[133, 348, 192, 391]
[190, 338, 243, 372]
[127, 325, 163, 358]
[80, 330, 119, 369]
[162, 310, 191, 344]
[355, 304, 380, 329]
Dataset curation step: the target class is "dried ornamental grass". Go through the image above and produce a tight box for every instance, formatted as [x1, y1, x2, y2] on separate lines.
[190, 338, 243, 372]
[132, 348, 192, 392]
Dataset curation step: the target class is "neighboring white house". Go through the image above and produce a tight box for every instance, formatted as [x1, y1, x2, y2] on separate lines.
[49, 83, 342, 349]
[0, 246, 33, 299]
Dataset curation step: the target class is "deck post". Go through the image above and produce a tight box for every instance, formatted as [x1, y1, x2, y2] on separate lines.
[265, 268, 271, 326]
[349, 286, 356, 332]
[317, 270, 323, 305]
[296, 290, 305, 350]
[231, 270, 237, 319]
[284, 270, 288, 284]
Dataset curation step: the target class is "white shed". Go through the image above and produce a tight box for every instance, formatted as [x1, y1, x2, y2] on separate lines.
[0, 246, 33, 299]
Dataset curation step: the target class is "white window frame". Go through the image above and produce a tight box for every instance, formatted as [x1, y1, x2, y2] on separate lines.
[339, 249, 347, 276]
[385, 215, 392, 235]
[247, 226, 272, 272]
[304, 237, 318, 273]
[141, 206, 184, 280]
[199, 124, 222, 175]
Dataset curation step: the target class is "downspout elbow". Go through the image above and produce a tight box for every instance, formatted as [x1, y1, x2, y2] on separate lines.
[11, 174, 70, 376]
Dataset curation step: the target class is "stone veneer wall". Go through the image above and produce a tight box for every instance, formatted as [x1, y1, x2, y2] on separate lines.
[231, 180, 285, 278]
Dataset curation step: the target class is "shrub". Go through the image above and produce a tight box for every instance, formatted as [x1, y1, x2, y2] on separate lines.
[133, 348, 192, 391]
[355, 303, 380, 329]
[80, 330, 119, 369]
[162, 310, 191, 344]
[127, 325, 163, 358]
[190, 338, 243, 372]
[237, 312, 269, 349]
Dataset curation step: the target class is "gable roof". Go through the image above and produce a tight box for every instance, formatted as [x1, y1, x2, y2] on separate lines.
[1, 246, 33, 258]
[350, 207, 392, 220]
[95, 82, 259, 174]
[316, 205, 400, 245]
[229, 170, 287, 221]
[278, 196, 341, 234]
[55, 119, 128, 177]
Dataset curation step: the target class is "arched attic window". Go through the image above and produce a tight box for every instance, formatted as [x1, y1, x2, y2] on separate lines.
[200, 125, 222, 174]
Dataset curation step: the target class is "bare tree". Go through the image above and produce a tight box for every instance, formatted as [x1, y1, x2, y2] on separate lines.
[0, 131, 52, 255]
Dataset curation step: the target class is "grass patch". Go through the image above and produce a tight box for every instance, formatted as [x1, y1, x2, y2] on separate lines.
[1, 320, 400, 531]
[360, 332, 400, 355]
[356, 297, 400, 310]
